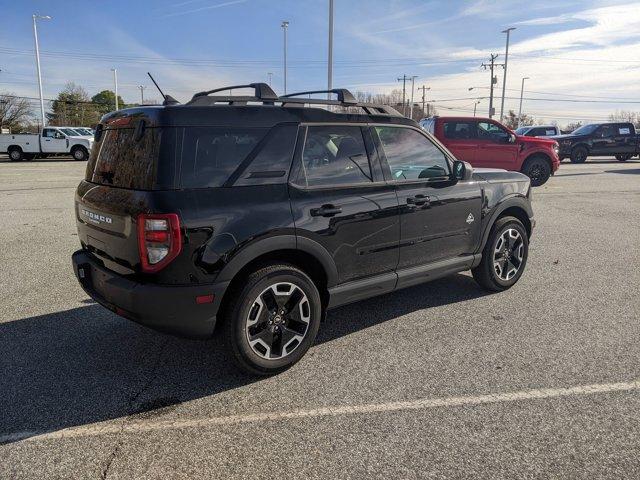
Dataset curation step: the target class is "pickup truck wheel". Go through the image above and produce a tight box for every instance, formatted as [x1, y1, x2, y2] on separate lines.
[570, 146, 588, 164]
[615, 154, 631, 162]
[522, 156, 550, 186]
[223, 264, 322, 376]
[71, 146, 88, 161]
[472, 216, 529, 292]
[8, 148, 24, 162]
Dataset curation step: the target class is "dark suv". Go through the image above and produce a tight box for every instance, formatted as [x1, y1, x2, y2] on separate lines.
[72, 83, 534, 375]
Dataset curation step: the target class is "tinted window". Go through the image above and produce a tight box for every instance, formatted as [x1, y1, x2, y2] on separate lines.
[443, 121, 476, 139]
[528, 127, 547, 136]
[88, 126, 162, 190]
[43, 128, 57, 138]
[477, 122, 510, 142]
[617, 124, 632, 135]
[597, 125, 614, 138]
[234, 124, 298, 186]
[375, 126, 450, 181]
[300, 126, 372, 187]
[180, 128, 267, 188]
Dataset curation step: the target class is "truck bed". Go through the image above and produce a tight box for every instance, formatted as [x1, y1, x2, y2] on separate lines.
[0, 134, 41, 153]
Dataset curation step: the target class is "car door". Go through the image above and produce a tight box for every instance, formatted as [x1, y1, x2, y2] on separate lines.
[289, 124, 399, 289]
[440, 120, 478, 163]
[614, 123, 636, 155]
[476, 120, 519, 169]
[372, 125, 482, 281]
[41, 128, 67, 153]
[591, 125, 616, 154]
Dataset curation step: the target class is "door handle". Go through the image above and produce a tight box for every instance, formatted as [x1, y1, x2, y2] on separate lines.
[310, 204, 342, 217]
[407, 194, 430, 207]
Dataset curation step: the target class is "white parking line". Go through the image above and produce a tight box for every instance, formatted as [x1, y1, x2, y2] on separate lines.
[3, 379, 639, 444]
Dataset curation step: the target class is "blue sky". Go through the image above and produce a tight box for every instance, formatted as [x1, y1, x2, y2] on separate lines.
[1, 0, 639, 125]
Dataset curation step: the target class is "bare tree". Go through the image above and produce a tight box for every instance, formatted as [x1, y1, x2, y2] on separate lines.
[608, 110, 640, 127]
[0, 93, 33, 132]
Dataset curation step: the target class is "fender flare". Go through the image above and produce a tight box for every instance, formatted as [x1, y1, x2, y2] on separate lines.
[215, 234, 338, 287]
[478, 195, 533, 252]
[571, 143, 590, 154]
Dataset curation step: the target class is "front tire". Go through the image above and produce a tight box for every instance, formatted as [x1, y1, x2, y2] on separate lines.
[71, 146, 89, 161]
[616, 154, 631, 162]
[472, 216, 529, 292]
[223, 264, 322, 376]
[522, 156, 551, 186]
[570, 146, 588, 164]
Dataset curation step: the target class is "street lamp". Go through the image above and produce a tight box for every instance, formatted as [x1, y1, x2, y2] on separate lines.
[517, 77, 530, 128]
[281, 21, 289, 95]
[267, 72, 273, 86]
[111, 68, 118, 111]
[138, 85, 146, 104]
[409, 75, 418, 119]
[32, 14, 51, 129]
[473, 100, 481, 117]
[327, 0, 333, 97]
[499, 27, 516, 121]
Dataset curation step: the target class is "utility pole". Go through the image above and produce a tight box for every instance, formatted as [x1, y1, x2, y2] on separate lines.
[281, 21, 289, 94]
[32, 14, 51, 128]
[267, 72, 273, 86]
[500, 27, 515, 121]
[138, 85, 146, 105]
[111, 68, 118, 111]
[397, 74, 408, 116]
[327, 0, 333, 98]
[517, 76, 529, 128]
[481, 54, 504, 119]
[409, 75, 417, 120]
[418, 85, 430, 118]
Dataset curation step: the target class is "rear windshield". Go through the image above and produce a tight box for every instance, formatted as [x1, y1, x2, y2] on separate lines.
[86, 126, 161, 190]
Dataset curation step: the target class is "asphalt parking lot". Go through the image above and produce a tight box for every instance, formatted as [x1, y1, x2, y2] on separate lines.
[0, 155, 638, 479]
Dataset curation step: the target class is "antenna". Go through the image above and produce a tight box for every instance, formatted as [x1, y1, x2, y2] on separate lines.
[147, 72, 179, 106]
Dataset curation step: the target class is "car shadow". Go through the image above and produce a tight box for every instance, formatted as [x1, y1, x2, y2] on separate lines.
[0, 273, 487, 444]
[604, 168, 640, 175]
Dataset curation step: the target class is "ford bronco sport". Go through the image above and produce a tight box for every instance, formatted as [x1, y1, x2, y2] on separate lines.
[72, 83, 534, 375]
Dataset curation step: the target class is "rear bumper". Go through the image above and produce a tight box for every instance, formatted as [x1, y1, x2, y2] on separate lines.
[72, 250, 228, 338]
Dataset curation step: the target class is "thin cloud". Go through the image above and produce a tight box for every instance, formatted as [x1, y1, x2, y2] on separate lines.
[159, 0, 247, 19]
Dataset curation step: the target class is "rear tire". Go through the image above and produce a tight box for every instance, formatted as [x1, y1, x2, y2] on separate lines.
[616, 154, 631, 162]
[472, 216, 529, 292]
[522, 156, 551, 186]
[570, 146, 588, 164]
[71, 146, 88, 161]
[222, 264, 322, 376]
[8, 147, 24, 162]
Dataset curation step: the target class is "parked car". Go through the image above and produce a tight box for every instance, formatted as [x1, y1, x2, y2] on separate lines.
[514, 125, 561, 137]
[420, 116, 560, 186]
[0, 126, 94, 161]
[71, 84, 534, 375]
[550, 122, 640, 163]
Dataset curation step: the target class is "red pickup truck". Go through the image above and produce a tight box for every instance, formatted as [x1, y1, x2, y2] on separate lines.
[420, 116, 560, 186]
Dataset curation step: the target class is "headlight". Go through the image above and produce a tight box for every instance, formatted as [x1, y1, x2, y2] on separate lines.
[553, 143, 559, 154]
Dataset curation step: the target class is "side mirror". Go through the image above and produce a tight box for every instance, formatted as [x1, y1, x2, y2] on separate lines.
[508, 133, 516, 143]
[453, 160, 473, 181]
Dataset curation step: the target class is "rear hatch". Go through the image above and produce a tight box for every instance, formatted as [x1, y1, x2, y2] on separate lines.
[76, 110, 173, 274]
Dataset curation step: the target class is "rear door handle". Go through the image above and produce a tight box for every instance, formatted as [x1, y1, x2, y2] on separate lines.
[310, 204, 342, 217]
[407, 194, 430, 207]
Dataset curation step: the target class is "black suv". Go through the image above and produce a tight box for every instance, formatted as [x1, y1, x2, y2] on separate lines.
[72, 83, 534, 375]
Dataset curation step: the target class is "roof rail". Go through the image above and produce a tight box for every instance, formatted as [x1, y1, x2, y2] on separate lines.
[191, 83, 278, 101]
[281, 88, 357, 105]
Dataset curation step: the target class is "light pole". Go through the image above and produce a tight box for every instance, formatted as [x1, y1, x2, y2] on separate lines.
[32, 14, 51, 128]
[499, 27, 515, 122]
[418, 85, 430, 116]
[138, 85, 146, 104]
[517, 76, 529, 128]
[327, 0, 334, 98]
[409, 75, 417, 119]
[267, 72, 273, 86]
[473, 100, 481, 117]
[281, 21, 289, 95]
[111, 68, 118, 111]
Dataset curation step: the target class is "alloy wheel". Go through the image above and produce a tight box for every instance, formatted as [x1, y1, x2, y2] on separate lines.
[493, 228, 524, 281]
[245, 282, 311, 360]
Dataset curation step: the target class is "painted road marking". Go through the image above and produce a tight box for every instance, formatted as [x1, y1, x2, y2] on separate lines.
[2, 379, 639, 444]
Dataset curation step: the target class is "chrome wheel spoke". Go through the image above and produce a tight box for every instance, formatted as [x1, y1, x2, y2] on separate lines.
[493, 228, 524, 281]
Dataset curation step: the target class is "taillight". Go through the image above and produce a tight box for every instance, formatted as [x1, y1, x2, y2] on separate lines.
[137, 213, 182, 273]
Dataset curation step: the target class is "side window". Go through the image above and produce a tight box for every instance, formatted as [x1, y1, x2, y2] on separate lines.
[234, 124, 298, 186]
[477, 122, 510, 143]
[180, 127, 267, 188]
[300, 126, 372, 187]
[618, 124, 631, 135]
[597, 125, 614, 138]
[43, 128, 55, 138]
[443, 121, 476, 140]
[375, 126, 450, 181]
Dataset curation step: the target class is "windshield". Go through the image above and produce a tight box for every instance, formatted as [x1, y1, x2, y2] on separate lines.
[60, 128, 80, 136]
[572, 124, 599, 135]
[514, 127, 529, 135]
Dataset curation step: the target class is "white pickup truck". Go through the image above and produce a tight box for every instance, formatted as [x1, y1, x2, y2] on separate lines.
[0, 126, 94, 161]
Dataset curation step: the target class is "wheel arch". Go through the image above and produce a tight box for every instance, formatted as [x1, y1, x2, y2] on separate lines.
[522, 152, 552, 172]
[479, 196, 533, 252]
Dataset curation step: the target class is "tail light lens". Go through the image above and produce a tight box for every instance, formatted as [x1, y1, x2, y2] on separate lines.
[137, 213, 182, 273]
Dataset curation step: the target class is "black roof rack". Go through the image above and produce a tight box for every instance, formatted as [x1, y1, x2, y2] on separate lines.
[281, 89, 357, 105]
[191, 83, 278, 101]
